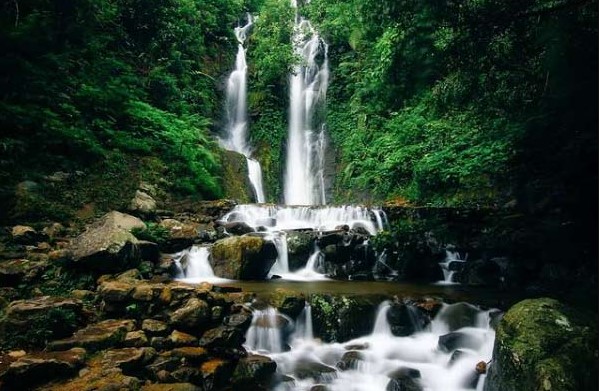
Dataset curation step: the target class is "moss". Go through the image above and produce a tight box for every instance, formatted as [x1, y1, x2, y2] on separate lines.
[486, 298, 597, 391]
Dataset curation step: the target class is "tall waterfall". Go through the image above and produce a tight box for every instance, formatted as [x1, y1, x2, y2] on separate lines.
[284, 4, 330, 206]
[222, 14, 266, 203]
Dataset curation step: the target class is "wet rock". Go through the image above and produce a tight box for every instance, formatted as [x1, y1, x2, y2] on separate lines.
[438, 331, 483, 353]
[124, 330, 148, 347]
[448, 349, 476, 365]
[0, 348, 86, 388]
[387, 301, 430, 337]
[435, 302, 481, 331]
[98, 280, 134, 302]
[169, 297, 210, 331]
[269, 288, 305, 319]
[48, 319, 135, 352]
[386, 366, 423, 391]
[232, 354, 277, 389]
[223, 313, 252, 330]
[210, 235, 277, 280]
[128, 190, 157, 218]
[168, 330, 198, 347]
[170, 366, 202, 384]
[336, 351, 365, 371]
[70, 211, 146, 272]
[199, 326, 244, 349]
[11, 225, 46, 245]
[137, 240, 160, 263]
[145, 354, 183, 378]
[142, 319, 170, 336]
[286, 230, 318, 270]
[0, 259, 48, 286]
[458, 259, 501, 286]
[223, 221, 254, 235]
[293, 359, 337, 382]
[484, 298, 597, 391]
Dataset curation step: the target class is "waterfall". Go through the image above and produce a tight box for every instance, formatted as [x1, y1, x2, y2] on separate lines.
[371, 300, 393, 336]
[173, 245, 228, 284]
[438, 249, 466, 285]
[221, 14, 266, 203]
[245, 306, 286, 353]
[293, 302, 314, 341]
[284, 5, 330, 206]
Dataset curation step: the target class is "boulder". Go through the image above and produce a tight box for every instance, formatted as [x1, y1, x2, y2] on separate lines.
[200, 358, 234, 390]
[223, 222, 254, 235]
[231, 354, 277, 388]
[141, 384, 202, 391]
[458, 259, 501, 286]
[293, 359, 337, 382]
[70, 211, 146, 272]
[101, 347, 156, 372]
[484, 298, 597, 391]
[0, 296, 84, 348]
[142, 319, 170, 336]
[0, 348, 86, 389]
[0, 259, 48, 286]
[169, 298, 210, 331]
[129, 190, 157, 218]
[387, 302, 430, 337]
[48, 319, 135, 352]
[124, 330, 149, 347]
[98, 280, 135, 302]
[269, 288, 305, 319]
[386, 366, 423, 391]
[336, 351, 365, 371]
[11, 225, 46, 245]
[286, 230, 318, 270]
[435, 302, 481, 331]
[199, 326, 245, 349]
[167, 330, 198, 347]
[210, 235, 277, 280]
[171, 347, 209, 363]
[158, 219, 199, 252]
[438, 331, 484, 353]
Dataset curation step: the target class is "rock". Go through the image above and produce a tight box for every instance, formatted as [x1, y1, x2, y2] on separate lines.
[231, 354, 277, 388]
[145, 353, 182, 379]
[170, 367, 202, 384]
[11, 225, 46, 245]
[199, 326, 244, 349]
[142, 319, 170, 336]
[0, 259, 48, 286]
[200, 358, 234, 390]
[105, 347, 156, 370]
[484, 298, 597, 391]
[387, 301, 430, 336]
[158, 219, 199, 252]
[336, 351, 365, 371]
[438, 331, 484, 353]
[0, 296, 84, 348]
[448, 349, 476, 366]
[458, 259, 501, 286]
[124, 330, 148, 347]
[286, 230, 318, 270]
[0, 348, 86, 388]
[293, 359, 337, 382]
[141, 384, 202, 391]
[223, 222, 254, 235]
[435, 302, 481, 331]
[98, 280, 134, 302]
[386, 366, 423, 391]
[171, 347, 208, 363]
[42, 223, 66, 239]
[70, 289, 94, 300]
[223, 313, 252, 330]
[169, 298, 210, 331]
[168, 330, 198, 347]
[48, 319, 135, 352]
[128, 190, 157, 218]
[70, 211, 146, 272]
[210, 235, 277, 280]
[269, 288, 305, 319]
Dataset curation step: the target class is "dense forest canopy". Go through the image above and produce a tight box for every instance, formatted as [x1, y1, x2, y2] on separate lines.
[0, 0, 596, 231]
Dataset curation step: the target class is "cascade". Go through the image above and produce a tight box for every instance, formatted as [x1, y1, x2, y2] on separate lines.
[221, 14, 266, 203]
[173, 246, 229, 284]
[245, 306, 287, 354]
[438, 249, 467, 285]
[243, 300, 496, 391]
[284, 3, 330, 205]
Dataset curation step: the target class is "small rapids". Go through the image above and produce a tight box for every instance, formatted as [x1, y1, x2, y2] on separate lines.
[244, 301, 496, 391]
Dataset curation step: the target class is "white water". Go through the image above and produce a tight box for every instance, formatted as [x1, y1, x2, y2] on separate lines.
[284, 4, 330, 206]
[173, 246, 230, 284]
[371, 301, 393, 336]
[245, 301, 496, 391]
[221, 14, 266, 203]
[437, 250, 467, 285]
[221, 204, 386, 235]
[246, 306, 288, 354]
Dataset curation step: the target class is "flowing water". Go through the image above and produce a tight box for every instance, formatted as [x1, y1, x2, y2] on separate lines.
[284, 6, 330, 206]
[221, 14, 266, 203]
[437, 250, 467, 285]
[244, 300, 496, 391]
[173, 245, 230, 284]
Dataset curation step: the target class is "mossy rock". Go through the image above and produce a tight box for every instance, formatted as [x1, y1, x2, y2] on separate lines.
[210, 235, 277, 279]
[484, 298, 597, 391]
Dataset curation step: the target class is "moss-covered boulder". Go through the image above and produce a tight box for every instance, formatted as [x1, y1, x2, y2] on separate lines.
[209, 235, 277, 280]
[286, 230, 318, 271]
[484, 298, 597, 391]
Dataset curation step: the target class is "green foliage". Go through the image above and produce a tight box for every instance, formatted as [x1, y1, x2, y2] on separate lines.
[132, 223, 171, 246]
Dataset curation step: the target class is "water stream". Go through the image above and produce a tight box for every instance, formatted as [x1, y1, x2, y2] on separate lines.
[244, 301, 496, 391]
